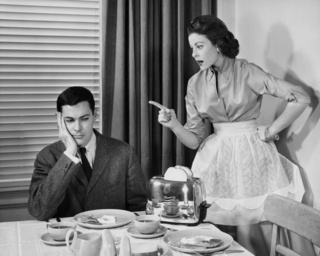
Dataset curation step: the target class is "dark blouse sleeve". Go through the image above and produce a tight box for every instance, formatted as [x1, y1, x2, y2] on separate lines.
[246, 62, 311, 104]
[183, 78, 206, 144]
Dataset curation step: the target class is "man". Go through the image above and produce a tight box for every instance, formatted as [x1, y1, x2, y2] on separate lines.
[28, 86, 147, 221]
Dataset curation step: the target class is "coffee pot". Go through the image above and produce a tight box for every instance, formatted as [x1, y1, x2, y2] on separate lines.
[66, 229, 116, 256]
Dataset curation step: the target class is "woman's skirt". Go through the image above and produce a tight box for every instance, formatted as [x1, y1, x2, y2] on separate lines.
[191, 120, 305, 225]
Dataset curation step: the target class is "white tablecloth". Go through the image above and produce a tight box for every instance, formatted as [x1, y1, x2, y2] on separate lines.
[0, 217, 254, 256]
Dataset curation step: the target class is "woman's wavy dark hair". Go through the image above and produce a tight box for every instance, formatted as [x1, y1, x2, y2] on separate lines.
[188, 15, 239, 58]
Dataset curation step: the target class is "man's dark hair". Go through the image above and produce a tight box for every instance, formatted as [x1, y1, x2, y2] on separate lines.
[56, 86, 95, 114]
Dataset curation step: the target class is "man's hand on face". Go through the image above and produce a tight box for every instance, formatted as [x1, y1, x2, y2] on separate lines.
[57, 112, 78, 156]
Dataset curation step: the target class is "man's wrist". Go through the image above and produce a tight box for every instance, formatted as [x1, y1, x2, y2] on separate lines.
[64, 151, 80, 164]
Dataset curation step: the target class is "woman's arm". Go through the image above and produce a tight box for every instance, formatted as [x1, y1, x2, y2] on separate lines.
[169, 115, 200, 149]
[150, 102, 200, 149]
[268, 102, 308, 137]
[258, 102, 308, 141]
[251, 64, 311, 141]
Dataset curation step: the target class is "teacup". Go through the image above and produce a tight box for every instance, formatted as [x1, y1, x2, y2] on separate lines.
[163, 199, 180, 215]
[47, 222, 76, 241]
[66, 229, 102, 256]
[134, 215, 160, 234]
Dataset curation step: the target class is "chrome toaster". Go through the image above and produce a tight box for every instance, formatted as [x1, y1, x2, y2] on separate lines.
[146, 166, 211, 225]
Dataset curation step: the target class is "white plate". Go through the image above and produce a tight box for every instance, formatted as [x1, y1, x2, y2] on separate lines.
[74, 209, 135, 229]
[163, 228, 233, 254]
[40, 233, 70, 246]
[127, 225, 167, 239]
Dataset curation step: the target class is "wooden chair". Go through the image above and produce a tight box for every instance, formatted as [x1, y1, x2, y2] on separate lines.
[264, 194, 320, 256]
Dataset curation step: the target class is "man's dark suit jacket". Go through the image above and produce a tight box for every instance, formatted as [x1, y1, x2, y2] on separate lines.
[28, 130, 147, 221]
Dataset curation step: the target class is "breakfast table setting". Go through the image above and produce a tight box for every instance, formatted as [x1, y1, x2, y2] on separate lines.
[0, 167, 255, 256]
[0, 209, 254, 256]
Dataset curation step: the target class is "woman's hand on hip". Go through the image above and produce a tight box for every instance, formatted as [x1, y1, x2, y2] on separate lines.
[257, 125, 279, 142]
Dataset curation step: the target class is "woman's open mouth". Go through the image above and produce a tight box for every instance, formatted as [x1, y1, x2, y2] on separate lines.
[196, 60, 203, 66]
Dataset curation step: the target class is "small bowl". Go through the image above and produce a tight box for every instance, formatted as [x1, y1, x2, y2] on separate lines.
[47, 221, 76, 241]
[134, 215, 160, 234]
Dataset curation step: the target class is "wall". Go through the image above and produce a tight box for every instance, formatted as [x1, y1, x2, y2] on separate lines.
[219, 0, 320, 210]
[0, 190, 35, 222]
[218, 0, 320, 254]
[235, 0, 320, 211]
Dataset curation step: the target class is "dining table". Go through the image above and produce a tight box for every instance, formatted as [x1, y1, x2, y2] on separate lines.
[0, 211, 254, 256]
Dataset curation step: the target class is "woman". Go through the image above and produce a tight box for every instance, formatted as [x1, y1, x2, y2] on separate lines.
[150, 15, 310, 225]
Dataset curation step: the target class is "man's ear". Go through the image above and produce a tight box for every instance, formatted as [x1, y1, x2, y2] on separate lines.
[93, 108, 98, 120]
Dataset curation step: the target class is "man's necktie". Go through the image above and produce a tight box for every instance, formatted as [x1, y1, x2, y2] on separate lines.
[79, 147, 92, 181]
[215, 70, 220, 96]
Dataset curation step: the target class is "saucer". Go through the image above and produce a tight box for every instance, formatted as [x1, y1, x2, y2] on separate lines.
[161, 212, 182, 218]
[127, 225, 167, 238]
[41, 233, 71, 246]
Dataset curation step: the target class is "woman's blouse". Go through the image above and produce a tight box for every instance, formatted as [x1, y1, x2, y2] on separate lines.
[184, 57, 311, 143]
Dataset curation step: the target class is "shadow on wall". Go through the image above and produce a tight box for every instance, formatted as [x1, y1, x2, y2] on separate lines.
[264, 22, 320, 207]
[244, 22, 320, 256]
[236, 20, 319, 256]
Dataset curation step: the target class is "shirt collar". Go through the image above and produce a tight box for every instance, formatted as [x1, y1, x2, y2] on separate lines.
[83, 132, 96, 153]
[211, 57, 234, 80]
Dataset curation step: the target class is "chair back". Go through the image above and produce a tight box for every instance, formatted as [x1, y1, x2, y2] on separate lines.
[264, 194, 320, 256]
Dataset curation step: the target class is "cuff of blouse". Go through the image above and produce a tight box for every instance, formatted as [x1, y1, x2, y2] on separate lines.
[265, 126, 279, 141]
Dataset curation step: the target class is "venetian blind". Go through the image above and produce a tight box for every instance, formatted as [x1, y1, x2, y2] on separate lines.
[0, 0, 101, 190]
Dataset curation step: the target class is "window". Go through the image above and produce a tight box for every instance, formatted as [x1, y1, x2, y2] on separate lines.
[0, 0, 101, 191]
